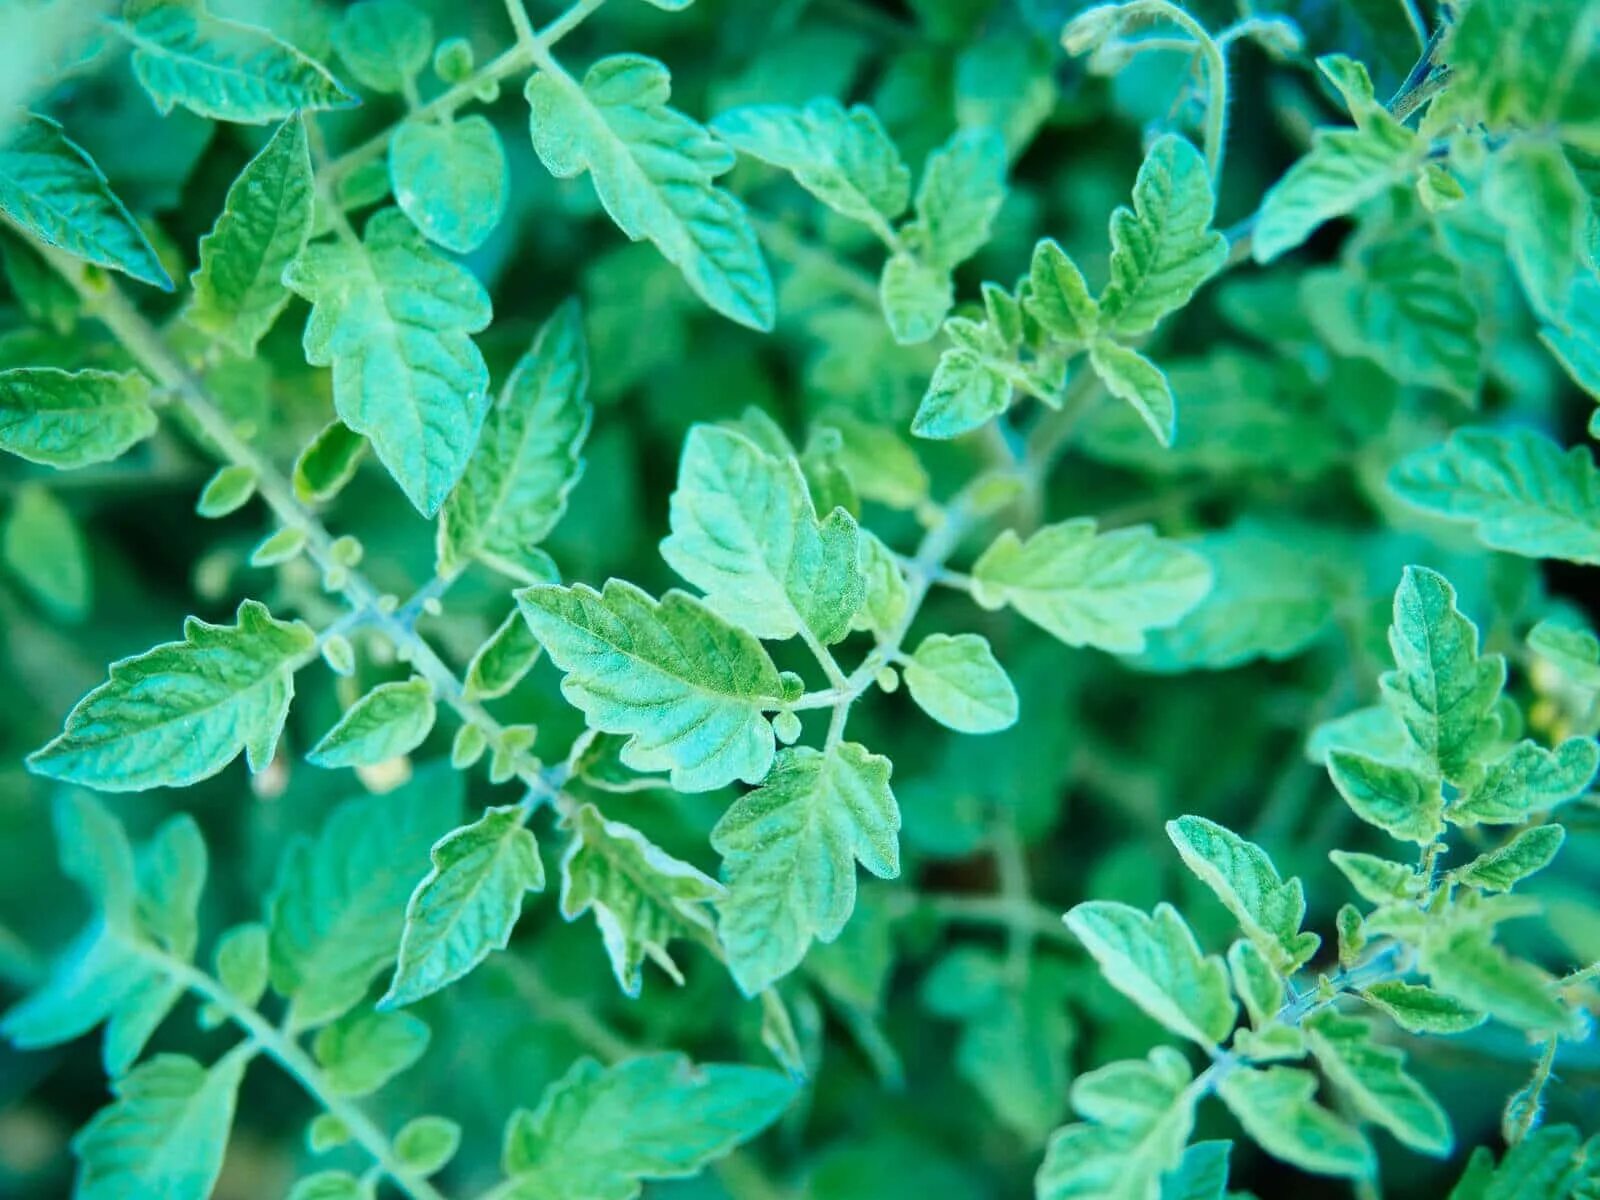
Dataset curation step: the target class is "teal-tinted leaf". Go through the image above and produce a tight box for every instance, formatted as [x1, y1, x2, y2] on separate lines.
[29, 599, 314, 791]
[1421, 928, 1571, 1032]
[119, 0, 354, 124]
[250, 525, 306, 567]
[1098, 134, 1226, 337]
[331, 0, 432, 94]
[713, 742, 898, 995]
[910, 347, 1009, 438]
[971, 518, 1211, 654]
[292, 420, 367, 505]
[662, 425, 864, 644]
[1025, 238, 1097, 345]
[1304, 1011, 1451, 1155]
[391, 114, 508, 254]
[0, 113, 171, 289]
[195, 464, 257, 518]
[1065, 900, 1235, 1048]
[517, 580, 782, 792]
[1483, 137, 1586, 320]
[1228, 938, 1284, 1028]
[1216, 1066, 1374, 1178]
[1443, 0, 1597, 135]
[307, 677, 436, 769]
[464, 610, 543, 702]
[395, 1116, 459, 1176]
[1453, 825, 1566, 892]
[73, 1052, 247, 1200]
[187, 115, 314, 355]
[312, 1007, 430, 1097]
[851, 529, 910, 636]
[4, 484, 89, 621]
[136, 815, 206, 962]
[1088, 338, 1175, 446]
[1447, 737, 1599, 825]
[527, 54, 773, 330]
[1328, 851, 1422, 906]
[1159, 1141, 1232, 1200]
[713, 99, 909, 227]
[1389, 428, 1600, 566]
[880, 250, 953, 345]
[1358, 980, 1486, 1035]
[383, 804, 544, 1007]
[1166, 816, 1319, 972]
[904, 127, 1006, 272]
[559, 803, 720, 997]
[0, 367, 156, 469]
[1327, 751, 1444, 845]
[213, 923, 268, 1010]
[289, 1172, 362, 1200]
[902, 632, 1018, 734]
[500, 1054, 794, 1200]
[283, 207, 492, 516]
[268, 765, 462, 1026]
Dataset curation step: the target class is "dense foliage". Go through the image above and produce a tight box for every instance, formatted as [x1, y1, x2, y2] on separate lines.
[2, 0, 1599, 1197]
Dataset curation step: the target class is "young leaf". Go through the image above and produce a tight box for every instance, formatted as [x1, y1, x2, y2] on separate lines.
[1446, 737, 1599, 825]
[516, 580, 783, 792]
[4, 484, 89, 621]
[526, 55, 774, 330]
[970, 519, 1212, 654]
[1098, 134, 1226, 337]
[0, 367, 157, 469]
[394, 1116, 460, 1176]
[1303, 1011, 1452, 1155]
[1483, 137, 1587, 320]
[312, 1007, 430, 1097]
[1358, 980, 1486, 1035]
[1452, 825, 1566, 892]
[214, 923, 269, 1010]
[383, 804, 545, 1008]
[712, 742, 899, 995]
[1165, 816, 1319, 972]
[713, 99, 910, 228]
[1159, 1141, 1232, 1200]
[1088, 338, 1175, 447]
[0, 113, 172, 289]
[901, 632, 1018, 734]
[283, 207, 493, 517]
[28, 599, 314, 791]
[560, 803, 721, 998]
[500, 1054, 794, 1198]
[439, 299, 590, 581]
[390, 114, 509, 254]
[1421, 928, 1572, 1033]
[904, 127, 1007, 272]
[880, 250, 954, 346]
[196, 465, 257, 518]
[1529, 620, 1600, 690]
[909, 347, 1010, 439]
[1388, 428, 1600, 566]
[306, 677, 437, 769]
[117, 0, 354, 124]
[292, 420, 367, 505]
[1216, 1066, 1374, 1178]
[331, 0, 432, 94]
[1064, 901, 1235, 1048]
[1328, 850, 1423, 906]
[464, 610, 543, 702]
[268, 765, 461, 1026]
[662, 425, 864, 644]
[186, 115, 314, 355]
[1025, 238, 1097, 345]
[1326, 751, 1444, 845]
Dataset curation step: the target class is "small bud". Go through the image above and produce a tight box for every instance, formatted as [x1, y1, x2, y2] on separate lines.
[779, 670, 805, 703]
[331, 535, 364, 566]
[875, 666, 900, 693]
[321, 633, 355, 677]
[433, 36, 474, 83]
[774, 710, 802, 744]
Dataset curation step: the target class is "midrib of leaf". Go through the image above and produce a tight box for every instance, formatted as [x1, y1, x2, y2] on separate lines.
[116, 22, 286, 92]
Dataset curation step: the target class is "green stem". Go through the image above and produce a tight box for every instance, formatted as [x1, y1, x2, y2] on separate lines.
[912, 892, 1079, 950]
[992, 816, 1035, 982]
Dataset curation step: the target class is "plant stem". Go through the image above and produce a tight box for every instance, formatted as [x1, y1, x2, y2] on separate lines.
[911, 892, 1079, 949]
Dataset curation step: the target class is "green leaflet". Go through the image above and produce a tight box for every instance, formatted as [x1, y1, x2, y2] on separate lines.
[852, 529, 910, 636]
[1329, 851, 1423, 906]
[1097, 134, 1227, 338]
[1420, 927, 1572, 1032]
[306, 677, 437, 769]
[195, 464, 257, 518]
[463, 609, 543, 701]
[712, 743, 899, 995]
[880, 250, 955, 346]
[1303, 1011, 1452, 1155]
[0, 113, 171, 289]
[1025, 238, 1097, 345]
[439, 299, 589, 581]
[395, 1116, 460, 1176]
[662, 425, 864, 644]
[1483, 137, 1587, 320]
[383, 804, 544, 1007]
[498, 1054, 794, 1200]
[186, 115, 314, 355]
[1087, 337, 1175, 446]
[267, 765, 462, 1026]
[1035, 1048, 1198, 1200]
[1447, 737, 1599, 825]
[1165, 816, 1319, 973]
[903, 127, 1007, 273]
[526, 54, 774, 330]
[312, 1007, 430, 1097]
[292, 420, 367, 505]
[1326, 751, 1445, 845]
[0, 366, 156, 468]
[1159, 1142, 1231, 1200]
[3, 484, 89, 621]
[332, 0, 433, 94]
[1443, 0, 1599, 136]
[213, 923, 268, 1010]
[1529, 619, 1600, 690]
[1388, 427, 1600, 566]
[1064, 901, 1235, 1048]
[117, 0, 354, 124]
[970, 518, 1212, 654]
[1216, 1066, 1374, 1178]
[908, 346, 1010, 439]
[559, 803, 721, 998]
[28, 599, 314, 791]
[1358, 981, 1486, 1036]
[713, 98, 910, 228]
[902, 632, 1018, 734]
[1452, 825, 1566, 893]
[516, 580, 783, 792]
[1254, 57, 1422, 262]
[390, 114, 509, 254]
[922, 948, 1074, 1143]
[1446, 1125, 1590, 1200]
[73, 1052, 247, 1200]
[283, 206, 493, 517]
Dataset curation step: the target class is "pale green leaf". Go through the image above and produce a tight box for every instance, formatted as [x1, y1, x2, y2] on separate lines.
[1483, 137, 1587, 320]
[395, 1116, 460, 1176]
[1445, 1125, 1587, 1200]
[1025, 238, 1097, 345]
[1065, 900, 1235, 1048]
[1452, 825, 1566, 892]
[292, 420, 367, 505]
[0, 113, 171, 289]
[1421, 928, 1572, 1032]
[307, 677, 436, 769]
[332, 0, 431, 94]
[195, 464, 257, 518]
[970, 518, 1212, 654]
[500, 1054, 794, 1200]
[28, 599, 314, 790]
[283, 207, 492, 516]
[213, 923, 268, 1009]
[119, 0, 354, 124]
[1098, 134, 1226, 337]
[312, 1007, 430, 1097]
[902, 632, 1018, 734]
[1216, 1066, 1374, 1178]
[289, 1171, 362, 1200]
[1304, 1011, 1451, 1155]
[464, 610, 543, 702]
[851, 529, 910, 636]
[391, 114, 508, 254]
[1327, 751, 1444, 845]
[1447, 737, 1599, 825]
[813, 410, 929, 511]
[3, 484, 89, 621]
[1389, 428, 1600, 566]
[1088, 338, 1175, 447]
[561, 803, 721, 998]
[713, 742, 899, 995]
[910, 347, 1009, 439]
[661, 425, 864, 644]
[1228, 938, 1284, 1028]
[383, 804, 545, 1007]
[1529, 619, 1600, 690]
[0, 367, 156, 469]
[1159, 1141, 1231, 1200]
[904, 127, 1006, 272]
[1328, 850, 1423, 906]
[526, 54, 773, 330]
[880, 250, 953, 345]
[1358, 980, 1486, 1035]
[516, 580, 782, 792]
